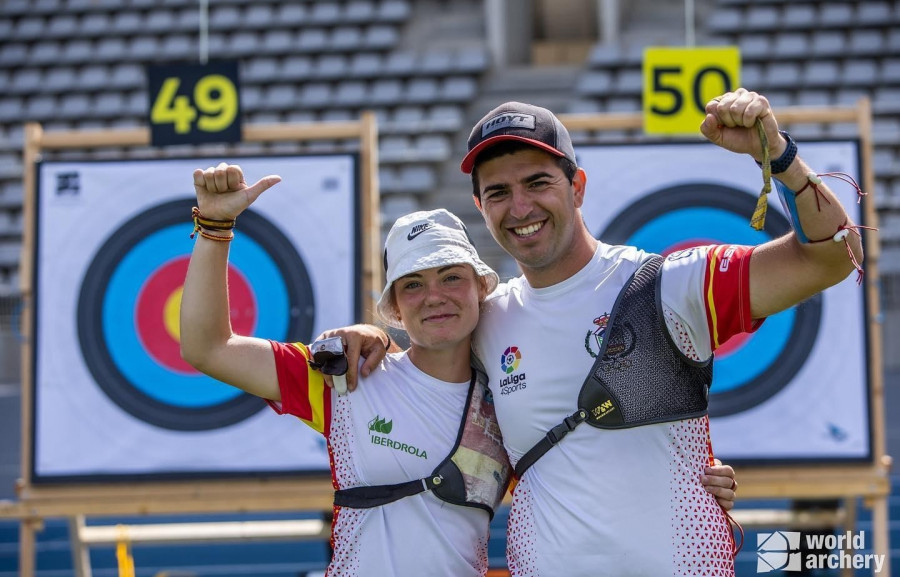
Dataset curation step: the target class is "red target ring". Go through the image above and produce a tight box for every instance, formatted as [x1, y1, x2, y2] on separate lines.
[134, 257, 257, 374]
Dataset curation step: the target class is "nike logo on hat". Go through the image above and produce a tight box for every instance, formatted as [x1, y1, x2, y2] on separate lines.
[407, 223, 433, 240]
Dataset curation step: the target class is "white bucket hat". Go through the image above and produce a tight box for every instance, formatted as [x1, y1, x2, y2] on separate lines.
[376, 209, 499, 329]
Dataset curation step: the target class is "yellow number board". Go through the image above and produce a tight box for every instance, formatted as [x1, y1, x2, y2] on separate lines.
[642, 47, 741, 135]
[147, 61, 242, 146]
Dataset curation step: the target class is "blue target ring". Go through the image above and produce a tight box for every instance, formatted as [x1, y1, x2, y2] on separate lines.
[598, 183, 822, 417]
[78, 198, 316, 430]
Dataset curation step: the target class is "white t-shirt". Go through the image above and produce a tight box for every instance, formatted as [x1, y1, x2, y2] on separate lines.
[268, 346, 491, 577]
[473, 242, 758, 577]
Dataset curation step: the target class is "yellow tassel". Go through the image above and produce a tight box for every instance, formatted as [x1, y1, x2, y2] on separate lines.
[750, 120, 770, 231]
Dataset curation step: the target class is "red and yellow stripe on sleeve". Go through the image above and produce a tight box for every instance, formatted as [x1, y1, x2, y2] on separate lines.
[268, 340, 332, 436]
[703, 244, 760, 350]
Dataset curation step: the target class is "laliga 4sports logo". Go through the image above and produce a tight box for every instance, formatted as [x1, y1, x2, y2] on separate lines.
[499, 346, 526, 395]
[757, 531, 885, 573]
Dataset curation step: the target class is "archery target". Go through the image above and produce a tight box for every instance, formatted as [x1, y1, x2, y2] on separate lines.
[77, 198, 315, 431]
[577, 141, 869, 462]
[33, 155, 358, 480]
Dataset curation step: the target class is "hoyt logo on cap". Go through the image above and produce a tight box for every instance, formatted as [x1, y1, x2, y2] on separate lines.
[481, 113, 536, 137]
[461, 101, 577, 174]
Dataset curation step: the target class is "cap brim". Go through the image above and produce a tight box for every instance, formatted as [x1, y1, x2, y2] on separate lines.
[460, 134, 566, 174]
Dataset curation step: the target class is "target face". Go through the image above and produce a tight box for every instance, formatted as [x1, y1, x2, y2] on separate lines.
[77, 198, 315, 431]
[597, 184, 821, 417]
[576, 140, 870, 463]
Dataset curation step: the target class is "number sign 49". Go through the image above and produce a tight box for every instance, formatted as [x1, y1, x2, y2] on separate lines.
[642, 47, 741, 136]
[146, 61, 242, 146]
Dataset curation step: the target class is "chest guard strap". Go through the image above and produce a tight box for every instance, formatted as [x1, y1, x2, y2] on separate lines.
[514, 255, 712, 479]
[333, 361, 511, 519]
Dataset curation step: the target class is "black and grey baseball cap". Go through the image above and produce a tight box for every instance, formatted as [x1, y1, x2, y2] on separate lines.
[460, 101, 576, 174]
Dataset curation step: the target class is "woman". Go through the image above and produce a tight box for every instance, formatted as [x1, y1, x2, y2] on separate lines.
[180, 163, 737, 576]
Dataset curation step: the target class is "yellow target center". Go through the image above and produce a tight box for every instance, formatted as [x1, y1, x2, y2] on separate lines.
[164, 287, 183, 341]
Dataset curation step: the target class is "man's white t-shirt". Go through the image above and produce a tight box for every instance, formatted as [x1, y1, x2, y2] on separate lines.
[268, 347, 491, 577]
[473, 242, 758, 576]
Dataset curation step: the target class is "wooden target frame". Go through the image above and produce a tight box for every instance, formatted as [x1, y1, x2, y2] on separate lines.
[556, 99, 890, 575]
[0, 116, 381, 577]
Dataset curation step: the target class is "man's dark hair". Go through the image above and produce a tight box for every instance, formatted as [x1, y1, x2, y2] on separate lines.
[470, 141, 578, 200]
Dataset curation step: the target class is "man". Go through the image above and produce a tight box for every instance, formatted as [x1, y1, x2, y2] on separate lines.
[334, 89, 863, 575]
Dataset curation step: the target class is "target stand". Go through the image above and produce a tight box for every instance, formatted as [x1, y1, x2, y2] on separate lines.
[1, 117, 380, 577]
[558, 99, 890, 576]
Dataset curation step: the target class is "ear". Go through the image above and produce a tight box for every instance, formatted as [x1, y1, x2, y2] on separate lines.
[473, 194, 482, 211]
[572, 168, 587, 209]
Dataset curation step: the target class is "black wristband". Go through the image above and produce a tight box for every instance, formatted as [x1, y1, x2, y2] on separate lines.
[756, 130, 797, 174]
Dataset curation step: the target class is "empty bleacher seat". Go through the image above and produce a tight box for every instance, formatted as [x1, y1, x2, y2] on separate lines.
[24, 96, 56, 121]
[45, 15, 77, 38]
[58, 93, 91, 120]
[161, 35, 195, 59]
[819, 3, 854, 27]
[765, 62, 803, 88]
[843, 60, 879, 86]
[0, 44, 27, 67]
[299, 83, 333, 108]
[313, 54, 349, 79]
[420, 52, 453, 75]
[850, 30, 885, 56]
[310, 3, 341, 25]
[9, 69, 43, 94]
[275, 4, 307, 27]
[811, 31, 847, 58]
[262, 30, 294, 55]
[795, 90, 831, 107]
[707, 8, 741, 33]
[244, 58, 280, 83]
[145, 11, 176, 34]
[345, 1, 376, 23]
[109, 64, 143, 90]
[225, 32, 259, 57]
[245, 4, 275, 29]
[407, 78, 439, 103]
[81, 13, 112, 37]
[577, 71, 613, 96]
[455, 49, 488, 73]
[370, 79, 403, 105]
[746, 6, 779, 29]
[14, 17, 45, 40]
[334, 81, 368, 106]
[440, 77, 476, 101]
[29, 41, 63, 66]
[265, 85, 299, 111]
[363, 25, 399, 49]
[740, 63, 764, 89]
[416, 135, 450, 160]
[390, 106, 425, 131]
[802, 61, 840, 88]
[0, 100, 24, 124]
[396, 165, 436, 193]
[282, 56, 313, 81]
[93, 93, 127, 118]
[613, 69, 642, 95]
[377, 0, 411, 22]
[128, 36, 160, 61]
[111, 12, 143, 35]
[857, 2, 893, 26]
[332, 27, 364, 51]
[783, 4, 816, 30]
[210, 5, 241, 30]
[349, 53, 384, 78]
[773, 34, 809, 58]
[882, 59, 900, 85]
[737, 35, 770, 60]
[428, 105, 463, 131]
[298, 29, 328, 52]
[384, 52, 416, 75]
[44, 68, 78, 93]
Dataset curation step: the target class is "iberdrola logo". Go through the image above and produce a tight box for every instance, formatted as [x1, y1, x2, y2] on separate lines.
[501, 346, 521, 374]
[368, 415, 393, 434]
